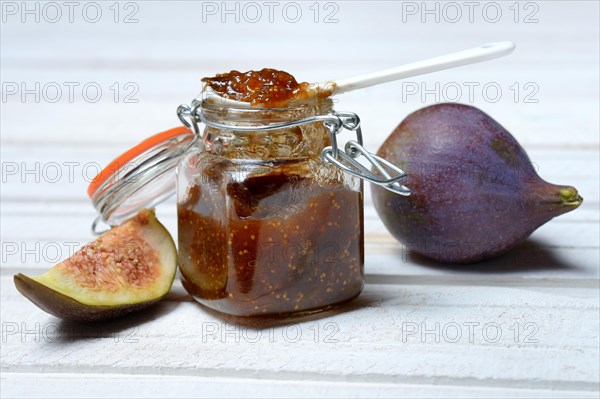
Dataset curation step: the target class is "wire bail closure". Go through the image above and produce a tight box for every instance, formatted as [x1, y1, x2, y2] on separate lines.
[177, 103, 410, 196]
[320, 112, 411, 196]
[177, 101, 202, 137]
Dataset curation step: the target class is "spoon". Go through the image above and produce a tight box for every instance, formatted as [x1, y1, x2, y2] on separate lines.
[202, 41, 515, 107]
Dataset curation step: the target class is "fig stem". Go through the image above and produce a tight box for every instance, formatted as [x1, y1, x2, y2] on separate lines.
[559, 186, 583, 207]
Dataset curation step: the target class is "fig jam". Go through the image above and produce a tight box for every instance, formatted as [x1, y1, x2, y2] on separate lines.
[202, 68, 334, 108]
[178, 166, 363, 316]
[176, 100, 364, 317]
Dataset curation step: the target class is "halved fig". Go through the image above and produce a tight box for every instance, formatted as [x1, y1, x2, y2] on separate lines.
[14, 209, 177, 322]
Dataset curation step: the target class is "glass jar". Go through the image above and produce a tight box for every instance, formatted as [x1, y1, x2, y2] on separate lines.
[176, 99, 364, 316]
[87, 94, 409, 318]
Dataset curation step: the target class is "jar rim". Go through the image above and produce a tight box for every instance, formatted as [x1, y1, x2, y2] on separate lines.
[198, 97, 334, 127]
[200, 98, 332, 112]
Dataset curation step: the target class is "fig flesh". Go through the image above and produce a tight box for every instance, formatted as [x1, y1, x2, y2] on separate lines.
[372, 103, 583, 264]
[14, 209, 177, 322]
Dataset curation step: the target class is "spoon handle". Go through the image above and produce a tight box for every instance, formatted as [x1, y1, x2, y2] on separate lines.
[327, 41, 515, 95]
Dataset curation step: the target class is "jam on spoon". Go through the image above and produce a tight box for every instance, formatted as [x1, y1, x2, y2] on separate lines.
[201, 68, 333, 108]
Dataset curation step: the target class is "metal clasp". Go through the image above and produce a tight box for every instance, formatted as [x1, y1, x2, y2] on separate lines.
[177, 103, 410, 196]
[177, 100, 203, 137]
[321, 112, 410, 196]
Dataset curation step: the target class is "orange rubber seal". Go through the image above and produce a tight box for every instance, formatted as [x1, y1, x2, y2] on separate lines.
[87, 126, 192, 198]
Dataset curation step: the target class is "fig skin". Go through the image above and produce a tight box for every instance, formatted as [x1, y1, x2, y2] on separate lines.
[371, 103, 583, 264]
[14, 273, 162, 323]
[14, 209, 177, 322]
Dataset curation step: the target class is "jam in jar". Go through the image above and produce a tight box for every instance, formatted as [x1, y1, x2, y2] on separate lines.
[177, 99, 364, 316]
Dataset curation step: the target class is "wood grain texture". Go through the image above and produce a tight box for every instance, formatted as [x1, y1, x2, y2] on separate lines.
[1, 0, 598, 397]
[2, 278, 599, 389]
[3, 373, 599, 399]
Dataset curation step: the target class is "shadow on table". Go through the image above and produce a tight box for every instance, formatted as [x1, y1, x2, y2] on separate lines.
[405, 238, 579, 273]
[195, 294, 379, 329]
[50, 286, 375, 335]
[51, 298, 185, 343]
[50, 239, 572, 337]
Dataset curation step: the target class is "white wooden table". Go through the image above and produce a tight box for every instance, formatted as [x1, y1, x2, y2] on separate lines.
[1, 1, 599, 397]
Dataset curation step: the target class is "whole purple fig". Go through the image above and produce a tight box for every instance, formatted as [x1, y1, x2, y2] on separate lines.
[372, 103, 582, 264]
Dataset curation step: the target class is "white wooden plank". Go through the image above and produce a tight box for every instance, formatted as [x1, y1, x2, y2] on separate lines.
[0, 196, 597, 226]
[2, 372, 598, 399]
[1, 196, 596, 223]
[1, 89, 598, 147]
[2, 223, 598, 279]
[1, 2, 599, 148]
[1, 215, 596, 253]
[2, 247, 599, 288]
[2, 147, 597, 199]
[1, 277, 598, 391]
[1, 199, 597, 244]
[1, 2, 597, 65]
[1, 208, 598, 283]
